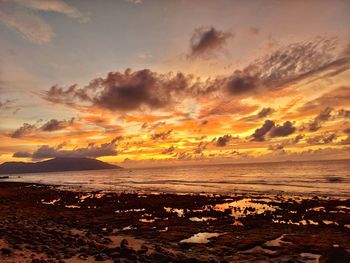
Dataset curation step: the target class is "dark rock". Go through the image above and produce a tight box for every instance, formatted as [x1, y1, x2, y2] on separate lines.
[95, 253, 110, 261]
[137, 245, 148, 254]
[150, 252, 171, 261]
[155, 244, 162, 252]
[0, 248, 11, 255]
[78, 253, 88, 259]
[113, 259, 133, 263]
[185, 258, 203, 263]
[319, 247, 350, 263]
[76, 237, 86, 246]
[109, 251, 121, 258]
[127, 253, 138, 260]
[179, 242, 191, 250]
[120, 239, 129, 248]
[101, 237, 112, 244]
[119, 238, 135, 257]
[120, 246, 135, 257]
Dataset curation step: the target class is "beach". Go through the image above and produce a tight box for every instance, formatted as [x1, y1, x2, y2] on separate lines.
[2, 0, 350, 262]
[0, 182, 349, 262]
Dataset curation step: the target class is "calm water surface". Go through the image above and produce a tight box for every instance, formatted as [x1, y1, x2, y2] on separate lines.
[3, 160, 350, 196]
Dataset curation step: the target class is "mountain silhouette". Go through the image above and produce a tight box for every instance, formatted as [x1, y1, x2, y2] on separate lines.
[0, 157, 121, 174]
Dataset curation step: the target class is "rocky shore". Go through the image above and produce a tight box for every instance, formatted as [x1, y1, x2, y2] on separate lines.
[0, 182, 349, 262]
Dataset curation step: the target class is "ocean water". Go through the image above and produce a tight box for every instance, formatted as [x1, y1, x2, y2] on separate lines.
[3, 159, 350, 196]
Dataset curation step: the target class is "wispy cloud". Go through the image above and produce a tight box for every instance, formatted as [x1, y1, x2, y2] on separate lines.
[0, 8, 54, 44]
[126, 0, 143, 4]
[0, 0, 87, 44]
[223, 37, 350, 96]
[13, 0, 85, 19]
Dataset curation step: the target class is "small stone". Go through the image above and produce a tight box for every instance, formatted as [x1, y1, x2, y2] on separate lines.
[101, 237, 112, 244]
[0, 248, 11, 255]
[77, 253, 87, 259]
[109, 251, 120, 258]
[95, 253, 109, 261]
[179, 242, 190, 250]
[137, 245, 148, 254]
[120, 239, 129, 248]
[77, 238, 86, 246]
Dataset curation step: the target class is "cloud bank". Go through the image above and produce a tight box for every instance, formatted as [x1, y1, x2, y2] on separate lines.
[13, 137, 121, 160]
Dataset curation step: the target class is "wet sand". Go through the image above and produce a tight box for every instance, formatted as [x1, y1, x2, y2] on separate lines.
[0, 182, 349, 262]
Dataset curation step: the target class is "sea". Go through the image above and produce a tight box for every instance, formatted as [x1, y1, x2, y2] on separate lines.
[2, 159, 350, 196]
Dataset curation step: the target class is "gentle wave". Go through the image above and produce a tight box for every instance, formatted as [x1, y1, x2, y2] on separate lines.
[2, 159, 350, 196]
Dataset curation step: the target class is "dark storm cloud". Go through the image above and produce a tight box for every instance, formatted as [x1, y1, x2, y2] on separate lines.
[293, 134, 304, 143]
[241, 107, 274, 121]
[141, 121, 166, 131]
[13, 137, 121, 160]
[251, 120, 275, 141]
[188, 26, 232, 58]
[216, 134, 232, 147]
[251, 120, 296, 141]
[40, 118, 75, 131]
[12, 151, 32, 158]
[268, 143, 284, 151]
[150, 130, 172, 140]
[306, 133, 337, 145]
[161, 146, 175, 155]
[317, 107, 334, 121]
[307, 107, 334, 132]
[268, 134, 303, 151]
[339, 136, 350, 145]
[44, 69, 210, 112]
[256, 107, 275, 119]
[94, 70, 163, 111]
[338, 109, 350, 118]
[11, 123, 36, 138]
[308, 119, 321, 132]
[11, 118, 75, 138]
[225, 70, 260, 95]
[230, 150, 241, 155]
[176, 152, 192, 160]
[194, 141, 208, 154]
[32, 143, 117, 159]
[269, 121, 296, 137]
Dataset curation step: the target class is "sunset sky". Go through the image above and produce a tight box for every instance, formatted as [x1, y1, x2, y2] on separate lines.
[0, 0, 350, 167]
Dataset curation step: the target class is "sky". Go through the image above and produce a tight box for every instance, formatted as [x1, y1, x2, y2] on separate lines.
[0, 0, 350, 167]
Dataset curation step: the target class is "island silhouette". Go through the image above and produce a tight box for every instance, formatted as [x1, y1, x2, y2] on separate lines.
[0, 157, 121, 174]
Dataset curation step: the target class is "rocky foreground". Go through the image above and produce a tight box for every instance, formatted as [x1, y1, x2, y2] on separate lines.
[0, 182, 349, 263]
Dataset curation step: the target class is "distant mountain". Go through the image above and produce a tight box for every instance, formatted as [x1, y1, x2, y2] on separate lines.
[0, 157, 122, 175]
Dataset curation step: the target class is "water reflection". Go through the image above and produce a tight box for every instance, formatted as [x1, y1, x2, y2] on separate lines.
[180, 232, 222, 244]
[213, 198, 278, 218]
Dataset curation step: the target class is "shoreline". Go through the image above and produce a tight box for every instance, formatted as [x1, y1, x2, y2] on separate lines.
[3, 178, 350, 199]
[0, 182, 349, 262]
